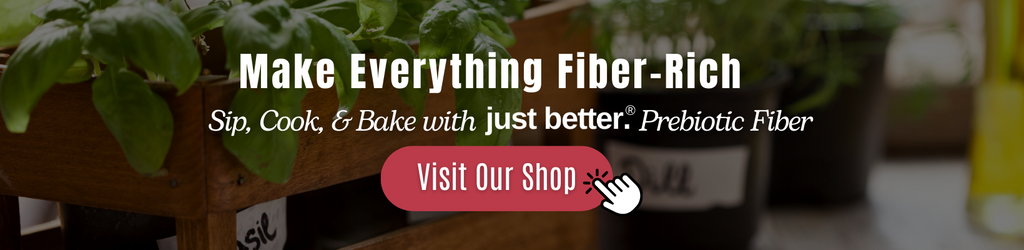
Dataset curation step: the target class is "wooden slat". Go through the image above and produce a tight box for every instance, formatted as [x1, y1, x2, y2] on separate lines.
[203, 80, 457, 213]
[0, 78, 217, 218]
[0, 195, 19, 250]
[176, 211, 237, 250]
[342, 211, 596, 250]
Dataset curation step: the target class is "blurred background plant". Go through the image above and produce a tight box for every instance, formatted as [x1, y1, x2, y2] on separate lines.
[581, 0, 899, 113]
[0, 0, 49, 48]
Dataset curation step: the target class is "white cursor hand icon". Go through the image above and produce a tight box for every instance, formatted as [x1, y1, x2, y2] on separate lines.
[593, 173, 642, 215]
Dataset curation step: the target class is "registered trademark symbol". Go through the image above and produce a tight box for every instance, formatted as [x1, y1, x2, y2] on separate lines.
[625, 105, 636, 115]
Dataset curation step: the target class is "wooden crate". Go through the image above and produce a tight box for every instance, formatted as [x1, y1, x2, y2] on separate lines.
[0, 0, 593, 249]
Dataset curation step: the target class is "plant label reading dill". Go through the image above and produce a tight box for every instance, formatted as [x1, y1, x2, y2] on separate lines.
[236, 51, 741, 92]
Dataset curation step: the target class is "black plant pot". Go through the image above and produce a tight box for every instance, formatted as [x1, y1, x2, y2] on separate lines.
[59, 203, 177, 250]
[285, 174, 407, 250]
[595, 70, 788, 249]
[768, 65, 886, 205]
[768, 19, 894, 206]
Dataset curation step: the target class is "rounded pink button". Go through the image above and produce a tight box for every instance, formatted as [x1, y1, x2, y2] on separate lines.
[381, 146, 613, 211]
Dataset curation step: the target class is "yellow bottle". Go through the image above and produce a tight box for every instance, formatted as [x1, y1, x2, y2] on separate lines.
[969, 0, 1024, 237]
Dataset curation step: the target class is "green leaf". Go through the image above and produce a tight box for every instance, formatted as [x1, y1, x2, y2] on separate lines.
[396, 0, 429, 18]
[455, 34, 520, 146]
[476, 0, 527, 19]
[384, 7, 415, 39]
[353, 0, 397, 39]
[32, 0, 92, 23]
[289, 0, 326, 8]
[371, 35, 426, 117]
[787, 71, 839, 114]
[93, 0, 118, 9]
[164, 0, 189, 13]
[474, 1, 514, 47]
[222, 0, 312, 183]
[222, 88, 307, 183]
[82, 1, 201, 95]
[223, 0, 311, 73]
[354, 38, 373, 51]
[418, 0, 479, 59]
[56, 57, 94, 84]
[0, 0, 48, 48]
[505, 0, 529, 19]
[179, 0, 231, 37]
[0, 19, 82, 133]
[305, 13, 363, 115]
[91, 69, 174, 176]
[381, 0, 430, 40]
[299, 0, 360, 35]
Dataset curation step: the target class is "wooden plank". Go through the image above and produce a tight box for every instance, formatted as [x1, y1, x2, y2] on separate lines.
[0, 78, 216, 218]
[176, 211, 236, 250]
[342, 211, 597, 250]
[509, 1, 597, 147]
[203, 79, 457, 213]
[0, 195, 19, 250]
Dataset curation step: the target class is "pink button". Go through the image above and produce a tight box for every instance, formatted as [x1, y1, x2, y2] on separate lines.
[381, 146, 613, 211]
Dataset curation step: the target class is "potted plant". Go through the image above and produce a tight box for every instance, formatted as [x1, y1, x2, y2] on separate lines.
[768, 1, 899, 206]
[585, 0, 846, 248]
[0, 0, 525, 247]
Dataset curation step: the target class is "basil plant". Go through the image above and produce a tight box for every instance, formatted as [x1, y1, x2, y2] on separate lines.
[0, 0, 527, 183]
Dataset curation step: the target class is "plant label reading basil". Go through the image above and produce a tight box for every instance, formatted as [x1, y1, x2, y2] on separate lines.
[236, 197, 287, 250]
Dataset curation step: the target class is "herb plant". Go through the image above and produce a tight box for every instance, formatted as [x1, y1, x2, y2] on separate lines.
[3, 0, 202, 177]
[584, 0, 897, 113]
[0, 0, 526, 183]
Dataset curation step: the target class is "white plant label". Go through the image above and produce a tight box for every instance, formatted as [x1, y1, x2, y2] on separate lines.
[156, 236, 177, 250]
[236, 197, 287, 250]
[605, 140, 749, 211]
